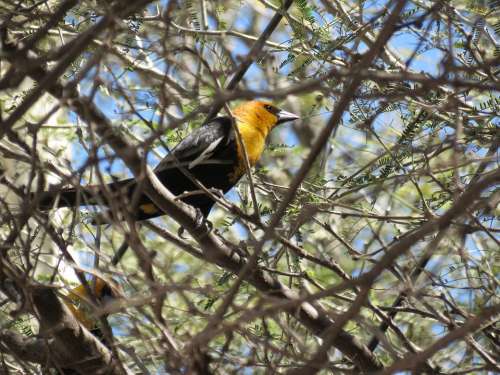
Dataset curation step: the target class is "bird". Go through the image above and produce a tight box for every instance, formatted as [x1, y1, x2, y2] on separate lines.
[64, 277, 120, 345]
[36, 101, 299, 221]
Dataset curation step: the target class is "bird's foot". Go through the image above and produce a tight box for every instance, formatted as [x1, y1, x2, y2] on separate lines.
[177, 208, 212, 239]
[195, 208, 213, 237]
[177, 226, 187, 239]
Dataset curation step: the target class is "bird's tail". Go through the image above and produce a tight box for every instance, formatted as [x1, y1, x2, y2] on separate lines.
[36, 186, 95, 209]
[35, 177, 137, 210]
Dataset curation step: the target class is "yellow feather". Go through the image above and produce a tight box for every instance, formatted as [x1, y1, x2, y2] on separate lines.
[140, 203, 159, 214]
[63, 278, 108, 329]
[230, 101, 279, 181]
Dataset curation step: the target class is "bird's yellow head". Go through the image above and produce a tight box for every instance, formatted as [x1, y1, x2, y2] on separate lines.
[64, 277, 120, 329]
[68, 277, 115, 301]
[227, 101, 299, 180]
[233, 101, 299, 134]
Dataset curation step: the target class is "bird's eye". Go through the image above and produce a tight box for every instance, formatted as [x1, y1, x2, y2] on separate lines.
[264, 104, 276, 113]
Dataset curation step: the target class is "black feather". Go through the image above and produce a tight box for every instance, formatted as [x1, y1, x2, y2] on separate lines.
[37, 117, 239, 221]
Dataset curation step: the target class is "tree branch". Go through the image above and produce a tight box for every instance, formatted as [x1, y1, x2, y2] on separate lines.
[205, 0, 294, 119]
[376, 303, 500, 374]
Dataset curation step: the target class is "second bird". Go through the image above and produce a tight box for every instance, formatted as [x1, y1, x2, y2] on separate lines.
[37, 101, 299, 221]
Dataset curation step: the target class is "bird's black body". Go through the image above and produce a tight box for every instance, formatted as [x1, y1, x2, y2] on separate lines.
[37, 101, 300, 221]
[39, 117, 239, 220]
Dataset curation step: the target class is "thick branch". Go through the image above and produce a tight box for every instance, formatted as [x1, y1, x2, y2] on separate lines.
[0, 286, 125, 374]
[0, 330, 49, 365]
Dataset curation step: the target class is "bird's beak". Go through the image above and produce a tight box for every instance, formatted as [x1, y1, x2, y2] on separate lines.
[276, 109, 300, 124]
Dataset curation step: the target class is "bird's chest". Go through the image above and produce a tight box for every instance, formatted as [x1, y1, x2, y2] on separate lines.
[239, 128, 266, 165]
[231, 126, 266, 182]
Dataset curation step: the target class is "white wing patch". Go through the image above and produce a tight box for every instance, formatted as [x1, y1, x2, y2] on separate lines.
[188, 136, 224, 169]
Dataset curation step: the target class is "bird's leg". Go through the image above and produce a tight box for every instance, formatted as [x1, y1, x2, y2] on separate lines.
[177, 226, 187, 239]
[177, 208, 212, 239]
[211, 188, 225, 200]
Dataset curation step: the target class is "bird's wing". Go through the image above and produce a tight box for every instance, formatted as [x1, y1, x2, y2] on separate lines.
[155, 117, 234, 172]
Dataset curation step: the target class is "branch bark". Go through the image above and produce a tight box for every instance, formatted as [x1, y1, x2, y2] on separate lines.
[31, 287, 125, 375]
[0, 286, 127, 375]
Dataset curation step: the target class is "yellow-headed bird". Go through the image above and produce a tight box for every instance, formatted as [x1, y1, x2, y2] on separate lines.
[37, 101, 299, 220]
[64, 278, 119, 344]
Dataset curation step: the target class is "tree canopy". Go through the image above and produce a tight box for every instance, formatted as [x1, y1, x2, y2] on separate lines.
[0, 0, 498, 373]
